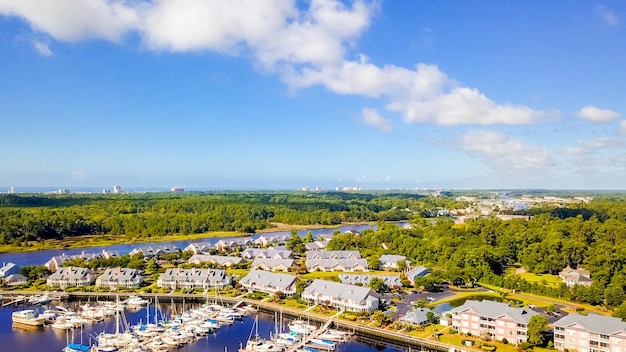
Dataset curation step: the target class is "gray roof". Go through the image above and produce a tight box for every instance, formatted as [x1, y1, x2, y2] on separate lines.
[452, 300, 538, 324]
[406, 266, 429, 278]
[97, 267, 142, 281]
[0, 262, 18, 277]
[48, 267, 94, 280]
[305, 241, 328, 251]
[554, 313, 626, 335]
[239, 270, 297, 291]
[188, 254, 243, 265]
[303, 279, 379, 302]
[160, 268, 230, 281]
[400, 308, 435, 325]
[338, 274, 403, 287]
[242, 248, 292, 259]
[305, 250, 361, 260]
[379, 254, 407, 265]
[306, 258, 368, 270]
[251, 258, 296, 269]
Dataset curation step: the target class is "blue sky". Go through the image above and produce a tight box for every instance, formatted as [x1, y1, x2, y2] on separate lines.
[1, 1, 625, 190]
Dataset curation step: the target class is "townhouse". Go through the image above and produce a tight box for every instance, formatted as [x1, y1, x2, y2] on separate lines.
[338, 274, 403, 288]
[238, 270, 297, 296]
[450, 300, 538, 344]
[157, 268, 231, 289]
[253, 233, 291, 247]
[241, 248, 293, 260]
[379, 254, 410, 270]
[129, 245, 179, 258]
[302, 279, 379, 312]
[305, 258, 368, 272]
[47, 267, 95, 289]
[187, 254, 243, 267]
[95, 267, 144, 290]
[554, 313, 626, 352]
[251, 258, 296, 272]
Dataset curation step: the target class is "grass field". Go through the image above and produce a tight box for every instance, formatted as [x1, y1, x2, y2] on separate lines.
[514, 271, 562, 287]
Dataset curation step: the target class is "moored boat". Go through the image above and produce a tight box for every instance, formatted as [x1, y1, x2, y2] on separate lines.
[12, 309, 46, 326]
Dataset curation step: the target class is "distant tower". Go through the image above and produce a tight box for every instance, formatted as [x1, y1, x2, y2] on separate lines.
[8, 187, 15, 194]
[113, 185, 123, 194]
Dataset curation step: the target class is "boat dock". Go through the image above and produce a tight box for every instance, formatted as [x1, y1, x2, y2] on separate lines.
[284, 317, 335, 352]
[2, 295, 28, 307]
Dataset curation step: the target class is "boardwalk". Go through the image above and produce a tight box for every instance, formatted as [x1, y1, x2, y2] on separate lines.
[283, 317, 334, 352]
[0, 290, 476, 352]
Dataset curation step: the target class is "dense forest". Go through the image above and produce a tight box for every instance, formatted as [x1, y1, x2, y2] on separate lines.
[4, 190, 626, 310]
[0, 191, 463, 245]
[327, 196, 626, 311]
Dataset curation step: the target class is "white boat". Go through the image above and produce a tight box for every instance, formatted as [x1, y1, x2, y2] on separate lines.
[51, 316, 75, 330]
[125, 295, 149, 306]
[288, 320, 316, 335]
[309, 338, 336, 350]
[63, 343, 91, 352]
[316, 332, 347, 342]
[41, 309, 58, 323]
[144, 337, 169, 352]
[12, 310, 46, 326]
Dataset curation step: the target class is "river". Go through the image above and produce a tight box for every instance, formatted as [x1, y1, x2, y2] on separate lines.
[0, 223, 396, 267]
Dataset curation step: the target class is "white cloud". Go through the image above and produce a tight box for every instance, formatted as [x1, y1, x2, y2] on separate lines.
[595, 5, 620, 27]
[0, 0, 138, 42]
[620, 120, 626, 136]
[362, 108, 392, 132]
[577, 105, 621, 123]
[33, 40, 52, 56]
[0, 0, 549, 127]
[564, 137, 624, 156]
[457, 130, 552, 171]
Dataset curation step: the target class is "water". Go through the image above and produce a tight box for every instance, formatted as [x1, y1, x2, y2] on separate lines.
[0, 223, 389, 267]
[0, 303, 400, 352]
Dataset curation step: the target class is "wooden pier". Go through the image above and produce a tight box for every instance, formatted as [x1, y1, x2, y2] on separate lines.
[0, 290, 478, 352]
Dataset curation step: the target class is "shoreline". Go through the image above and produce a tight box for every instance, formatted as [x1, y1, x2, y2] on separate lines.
[0, 221, 376, 254]
[0, 290, 455, 352]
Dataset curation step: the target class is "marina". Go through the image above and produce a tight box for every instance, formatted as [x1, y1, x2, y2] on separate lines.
[0, 295, 402, 352]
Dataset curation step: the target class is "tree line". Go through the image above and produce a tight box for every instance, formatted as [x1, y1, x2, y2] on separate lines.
[0, 191, 465, 245]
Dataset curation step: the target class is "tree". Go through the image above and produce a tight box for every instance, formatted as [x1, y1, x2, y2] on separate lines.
[286, 232, 305, 255]
[304, 231, 314, 243]
[613, 301, 626, 320]
[367, 254, 381, 271]
[396, 259, 407, 272]
[369, 277, 387, 293]
[527, 315, 548, 346]
[426, 311, 439, 324]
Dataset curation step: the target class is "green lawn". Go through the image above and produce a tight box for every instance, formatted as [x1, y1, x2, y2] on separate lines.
[300, 272, 341, 280]
[516, 272, 562, 287]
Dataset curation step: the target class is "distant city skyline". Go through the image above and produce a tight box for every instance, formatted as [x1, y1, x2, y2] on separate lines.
[1, 1, 625, 190]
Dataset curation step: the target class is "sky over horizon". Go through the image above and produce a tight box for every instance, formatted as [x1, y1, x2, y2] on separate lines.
[1, 1, 625, 190]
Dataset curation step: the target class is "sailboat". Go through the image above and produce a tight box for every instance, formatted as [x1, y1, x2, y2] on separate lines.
[240, 315, 279, 352]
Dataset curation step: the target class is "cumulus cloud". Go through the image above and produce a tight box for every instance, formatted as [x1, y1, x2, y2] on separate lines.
[0, 0, 549, 127]
[362, 108, 392, 132]
[595, 5, 620, 27]
[33, 40, 52, 56]
[0, 0, 138, 41]
[457, 130, 552, 171]
[578, 105, 621, 123]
